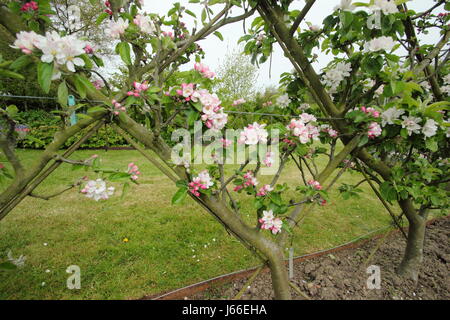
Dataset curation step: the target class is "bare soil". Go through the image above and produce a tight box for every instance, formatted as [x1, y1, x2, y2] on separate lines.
[190, 217, 450, 300]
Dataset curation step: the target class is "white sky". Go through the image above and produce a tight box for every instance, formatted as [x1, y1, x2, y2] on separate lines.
[141, 0, 441, 90]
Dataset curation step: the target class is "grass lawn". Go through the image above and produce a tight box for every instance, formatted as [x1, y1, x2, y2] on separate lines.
[0, 148, 401, 299]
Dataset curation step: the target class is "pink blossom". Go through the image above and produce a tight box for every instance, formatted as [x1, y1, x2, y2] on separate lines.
[194, 62, 216, 79]
[308, 180, 322, 190]
[361, 106, 380, 118]
[189, 170, 213, 197]
[232, 98, 246, 106]
[128, 162, 140, 180]
[84, 45, 94, 54]
[238, 123, 268, 145]
[21, 1, 38, 11]
[368, 122, 382, 139]
[257, 184, 274, 197]
[221, 138, 232, 148]
[259, 210, 283, 234]
[263, 152, 275, 167]
[92, 79, 104, 90]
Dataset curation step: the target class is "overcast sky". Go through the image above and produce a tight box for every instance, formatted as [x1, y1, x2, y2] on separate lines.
[140, 0, 442, 90]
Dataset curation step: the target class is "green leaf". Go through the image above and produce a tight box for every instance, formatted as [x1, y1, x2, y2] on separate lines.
[96, 12, 109, 25]
[108, 172, 132, 182]
[37, 61, 53, 93]
[0, 261, 17, 271]
[380, 181, 397, 202]
[121, 182, 130, 199]
[57, 81, 68, 108]
[9, 55, 32, 71]
[213, 31, 224, 41]
[172, 187, 188, 205]
[116, 42, 132, 65]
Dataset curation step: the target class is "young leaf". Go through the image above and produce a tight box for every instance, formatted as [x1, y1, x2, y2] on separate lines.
[37, 61, 53, 93]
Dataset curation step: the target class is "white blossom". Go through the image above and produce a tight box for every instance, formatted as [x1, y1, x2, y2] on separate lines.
[422, 119, 438, 138]
[334, 0, 355, 12]
[401, 116, 422, 136]
[364, 36, 396, 52]
[276, 94, 291, 109]
[81, 179, 115, 201]
[381, 107, 405, 127]
[105, 17, 129, 38]
[371, 0, 399, 15]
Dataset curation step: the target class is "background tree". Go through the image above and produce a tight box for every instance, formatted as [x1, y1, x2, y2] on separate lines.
[214, 48, 258, 103]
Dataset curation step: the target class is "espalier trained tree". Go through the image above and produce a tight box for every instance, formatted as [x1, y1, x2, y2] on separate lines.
[0, 0, 449, 300]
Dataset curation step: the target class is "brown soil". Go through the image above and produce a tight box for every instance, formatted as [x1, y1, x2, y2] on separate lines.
[189, 218, 450, 300]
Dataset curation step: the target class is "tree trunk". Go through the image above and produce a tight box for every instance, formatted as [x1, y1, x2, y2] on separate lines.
[267, 249, 292, 300]
[397, 215, 426, 282]
[397, 200, 427, 282]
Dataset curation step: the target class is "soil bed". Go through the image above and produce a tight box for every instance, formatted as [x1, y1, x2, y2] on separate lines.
[188, 218, 450, 300]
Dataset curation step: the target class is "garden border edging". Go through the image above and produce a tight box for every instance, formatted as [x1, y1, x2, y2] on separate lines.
[142, 216, 448, 300]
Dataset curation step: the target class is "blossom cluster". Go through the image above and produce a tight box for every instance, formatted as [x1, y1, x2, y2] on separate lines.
[81, 179, 115, 201]
[287, 113, 320, 144]
[307, 180, 322, 190]
[256, 184, 274, 197]
[364, 36, 396, 52]
[360, 106, 380, 118]
[381, 108, 440, 138]
[263, 152, 275, 167]
[322, 62, 352, 94]
[232, 98, 246, 106]
[12, 31, 88, 78]
[105, 17, 129, 38]
[320, 124, 338, 138]
[238, 123, 268, 145]
[276, 94, 291, 109]
[127, 163, 141, 181]
[127, 81, 149, 97]
[259, 210, 283, 235]
[371, 0, 399, 15]
[234, 171, 258, 192]
[368, 122, 382, 139]
[194, 63, 216, 79]
[134, 14, 155, 34]
[189, 170, 214, 197]
[21, 1, 38, 12]
[111, 99, 126, 115]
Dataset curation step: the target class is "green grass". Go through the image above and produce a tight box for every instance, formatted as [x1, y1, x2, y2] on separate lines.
[0, 148, 395, 299]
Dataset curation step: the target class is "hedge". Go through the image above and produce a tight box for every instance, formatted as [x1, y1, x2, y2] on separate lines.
[15, 110, 130, 149]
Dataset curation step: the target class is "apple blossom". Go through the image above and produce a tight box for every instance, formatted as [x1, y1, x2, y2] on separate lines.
[364, 36, 396, 52]
[105, 17, 129, 38]
[371, 0, 399, 15]
[257, 184, 274, 197]
[189, 170, 214, 197]
[11, 31, 44, 54]
[307, 180, 322, 190]
[276, 94, 291, 109]
[368, 122, 382, 139]
[238, 123, 268, 145]
[263, 152, 275, 167]
[422, 119, 438, 138]
[194, 63, 216, 79]
[259, 210, 283, 234]
[334, 0, 355, 12]
[401, 116, 422, 136]
[134, 14, 155, 34]
[127, 163, 141, 181]
[81, 179, 115, 201]
[232, 98, 246, 106]
[20, 1, 38, 12]
[322, 62, 352, 93]
[381, 107, 405, 126]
